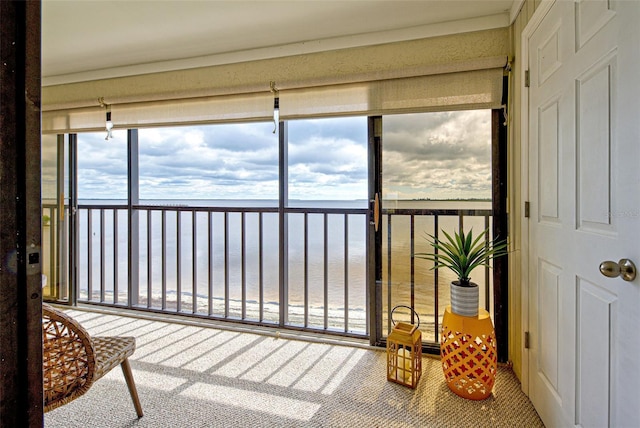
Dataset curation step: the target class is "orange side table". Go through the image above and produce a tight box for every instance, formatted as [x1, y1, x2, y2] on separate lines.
[440, 306, 497, 400]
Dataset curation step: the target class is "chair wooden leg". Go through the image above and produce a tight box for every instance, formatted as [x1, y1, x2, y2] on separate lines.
[120, 358, 143, 418]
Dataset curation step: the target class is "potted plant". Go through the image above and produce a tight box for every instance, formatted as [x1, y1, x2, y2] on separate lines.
[414, 227, 507, 317]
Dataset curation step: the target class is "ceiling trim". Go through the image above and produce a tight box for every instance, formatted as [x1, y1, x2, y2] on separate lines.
[42, 12, 509, 87]
[509, 0, 526, 24]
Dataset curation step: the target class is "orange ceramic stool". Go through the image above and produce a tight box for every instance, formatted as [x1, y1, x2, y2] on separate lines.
[440, 306, 497, 400]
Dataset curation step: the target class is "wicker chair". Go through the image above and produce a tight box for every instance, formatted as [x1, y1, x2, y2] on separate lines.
[42, 304, 143, 417]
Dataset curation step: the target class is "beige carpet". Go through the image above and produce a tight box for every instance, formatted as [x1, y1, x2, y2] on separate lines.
[44, 307, 544, 428]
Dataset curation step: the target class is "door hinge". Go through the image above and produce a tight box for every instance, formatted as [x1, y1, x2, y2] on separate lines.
[524, 201, 530, 218]
[524, 331, 530, 349]
[525, 70, 530, 88]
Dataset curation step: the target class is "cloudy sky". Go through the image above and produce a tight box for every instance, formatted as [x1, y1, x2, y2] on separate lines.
[42, 110, 492, 203]
[383, 110, 492, 200]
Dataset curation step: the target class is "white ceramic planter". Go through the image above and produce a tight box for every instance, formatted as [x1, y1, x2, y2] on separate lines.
[450, 281, 479, 317]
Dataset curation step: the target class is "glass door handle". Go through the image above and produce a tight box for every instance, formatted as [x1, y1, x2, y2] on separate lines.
[369, 193, 380, 232]
[59, 193, 64, 221]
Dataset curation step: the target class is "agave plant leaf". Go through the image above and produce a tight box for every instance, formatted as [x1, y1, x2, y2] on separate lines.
[414, 227, 507, 286]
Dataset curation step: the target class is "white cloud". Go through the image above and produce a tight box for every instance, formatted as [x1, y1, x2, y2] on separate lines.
[383, 110, 492, 200]
[72, 111, 492, 202]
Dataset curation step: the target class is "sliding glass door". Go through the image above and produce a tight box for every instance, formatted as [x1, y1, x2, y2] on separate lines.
[371, 110, 498, 350]
[41, 134, 70, 302]
[285, 117, 368, 334]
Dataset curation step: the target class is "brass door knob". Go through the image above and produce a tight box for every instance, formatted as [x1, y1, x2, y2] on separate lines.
[599, 259, 637, 282]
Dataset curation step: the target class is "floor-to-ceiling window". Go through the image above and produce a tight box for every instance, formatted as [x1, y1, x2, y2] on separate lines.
[62, 118, 370, 337]
[44, 109, 504, 351]
[376, 110, 497, 347]
[136, 122, 280, 320]
[286, 117, 368, 333]
[76, 130, 128, 304]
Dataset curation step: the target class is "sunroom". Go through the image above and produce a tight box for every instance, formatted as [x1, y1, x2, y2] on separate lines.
[2, 1, 639, 427]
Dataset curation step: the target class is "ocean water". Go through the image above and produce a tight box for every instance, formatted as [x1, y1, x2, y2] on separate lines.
[76, 199, 368, 308]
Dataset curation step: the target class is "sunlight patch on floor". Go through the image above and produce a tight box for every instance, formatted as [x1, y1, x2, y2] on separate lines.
[182, 331, 262, 373]
[180, 383, 321, 421]
[102, 368, 187, 392]
[212, 336, 283, 378]
[292, 345, 366, 394]
[237, 339, 309, 383]
[255, 342, 328, 388]
[321, 348, 367, 394]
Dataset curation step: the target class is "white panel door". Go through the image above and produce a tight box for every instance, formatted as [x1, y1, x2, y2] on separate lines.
[528, 1, 640, 427]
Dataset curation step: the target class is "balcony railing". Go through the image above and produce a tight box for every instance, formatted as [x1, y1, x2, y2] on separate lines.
[74, 202, 369, 338]
[381, 207, 494, 344]
[43, 202, 494, 347]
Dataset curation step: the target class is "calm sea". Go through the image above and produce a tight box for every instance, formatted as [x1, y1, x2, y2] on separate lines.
[74, 199, 491, 317]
